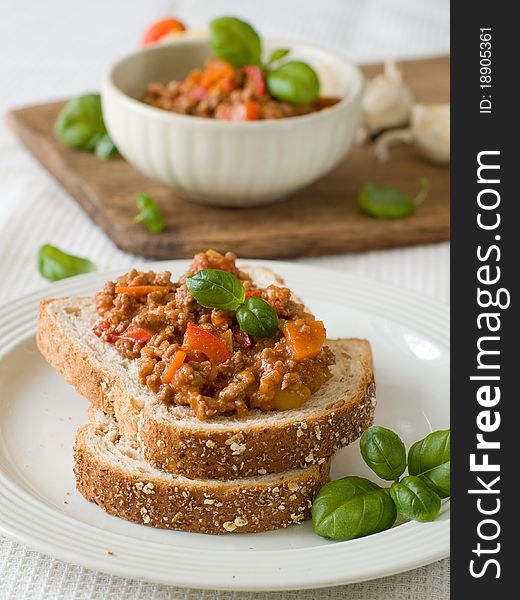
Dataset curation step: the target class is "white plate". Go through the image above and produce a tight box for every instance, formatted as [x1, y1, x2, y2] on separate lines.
[0, 260, 449, 591]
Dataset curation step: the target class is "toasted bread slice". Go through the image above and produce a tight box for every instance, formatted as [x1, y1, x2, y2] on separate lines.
[75, 410, 330, 534]
[38, 295, 375, 479]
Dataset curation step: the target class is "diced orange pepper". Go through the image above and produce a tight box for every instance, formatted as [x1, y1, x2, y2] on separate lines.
[162, 350, 187, 384]
[183, 323, 232, 365]
[141, 18, 186, 47]
[114, 285, 170, 297]
[283, 320, 326, 361]
[200, 60, 235, 89]
[272, 384, 311, 410]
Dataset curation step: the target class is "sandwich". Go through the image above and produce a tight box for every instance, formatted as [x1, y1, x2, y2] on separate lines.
[38, 249, 376, 533]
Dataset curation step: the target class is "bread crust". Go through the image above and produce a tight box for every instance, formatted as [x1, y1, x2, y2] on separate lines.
[38, 299, 376, 480]
[140, 345, 375, 479]
[74, 422, 330, 534]
[37, 299, 116, 415]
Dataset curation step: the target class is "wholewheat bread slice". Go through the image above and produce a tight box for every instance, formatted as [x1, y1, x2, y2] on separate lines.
[75, 410, 330, 534]
[38, 295, 376, 479]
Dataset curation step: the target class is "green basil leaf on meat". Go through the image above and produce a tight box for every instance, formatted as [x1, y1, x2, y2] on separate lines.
[37, 244, 96, 282]
[209, 17, 262, 68]
[408, 429, 451, 498]
[186, 269, 245, 311]
[360, 425, 407, 481]
[134, 193, 166, 233]
[390, 475, 441, 522]
[312, 476, 397, 540]
[236, 297, 279, 338]
[54, 93, 117, 159]
[266, 61, 320, 105]
[358, 179, 429, 219]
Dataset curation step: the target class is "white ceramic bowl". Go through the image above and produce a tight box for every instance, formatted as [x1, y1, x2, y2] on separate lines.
[102, 38, 363, 207]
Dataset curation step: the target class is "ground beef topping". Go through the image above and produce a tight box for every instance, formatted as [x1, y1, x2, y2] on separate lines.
[94, 249, 335, 420]
[142, 59, 340, 121]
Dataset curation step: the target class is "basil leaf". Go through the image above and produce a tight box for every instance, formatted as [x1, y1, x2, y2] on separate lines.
[408, 429, 450, 498]
[312, 476, 397, 540]
[94, 133, 118, 160]
[267, 48, 290, 66]
[358, 178, 429, 219]
[390, 475, 441, 522]
[360, 426, 407, 481]
[236, 297, 279, 338]
[187, 269, 245, 311]
[134, 193, 166, 233]
[37, 244, 96, 282]
[209, 17, 262, 68]
[266, 61, 320, 105]
[54, 93, 118, 160]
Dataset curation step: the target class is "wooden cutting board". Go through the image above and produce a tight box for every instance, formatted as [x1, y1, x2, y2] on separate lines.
[7, 56, 449, 259]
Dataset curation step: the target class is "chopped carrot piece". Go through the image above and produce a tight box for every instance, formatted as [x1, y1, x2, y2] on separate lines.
[283, 320, 326, 361]
[114, 285, 170, 297]
[162, 350, 187, 384]
[200, 60, 235, 89]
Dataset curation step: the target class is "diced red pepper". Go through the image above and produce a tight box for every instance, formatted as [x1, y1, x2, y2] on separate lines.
[183, 323, 232, 365]
[118, 325, 152, 344]
[234, 330, 252, 350]
[92, 321, 118, 344]
[215, 101, 260, 121]
[189, 86, 208, 101]
[141, 18, 186, 47]
[245, 66, 267, 96]
[245, 290, 262, 299]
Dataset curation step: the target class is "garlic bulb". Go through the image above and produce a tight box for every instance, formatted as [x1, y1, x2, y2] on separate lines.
[412, 104, 450, 164]
[374, 103, 450, 165]
[362, 61, 414, 135]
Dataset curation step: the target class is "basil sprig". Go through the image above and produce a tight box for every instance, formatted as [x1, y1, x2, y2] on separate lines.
[54, 94, 118, 160]
[186, 269, 245, 311]
[186, 269, 279, 337]
[358, 178, 429, 219]
[37, 244, 96, 281]
[236, 296, 279, 337]
[134, 193, 166, 233]
[312, 425, 450, 541]
[390, 476, 441, 522]
[209, 17, 262, 67]
[208, 16, 320, 105]
[266, 48, 290, 67]
[360, 426, 407, 481]
[266, 61, 320, 105]
[408, 429, 450, 498]
[312, 476, 397, 541]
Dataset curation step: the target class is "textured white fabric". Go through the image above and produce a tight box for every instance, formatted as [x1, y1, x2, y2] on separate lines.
[0, 0, 450, 598]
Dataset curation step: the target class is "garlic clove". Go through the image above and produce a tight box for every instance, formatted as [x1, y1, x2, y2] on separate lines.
[412, 104, 450, 164]
[373, 128, 415, 163]
[362, 61, 414, 134]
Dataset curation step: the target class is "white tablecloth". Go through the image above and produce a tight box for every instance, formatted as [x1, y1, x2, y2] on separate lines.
[0, 0, 450, 598]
